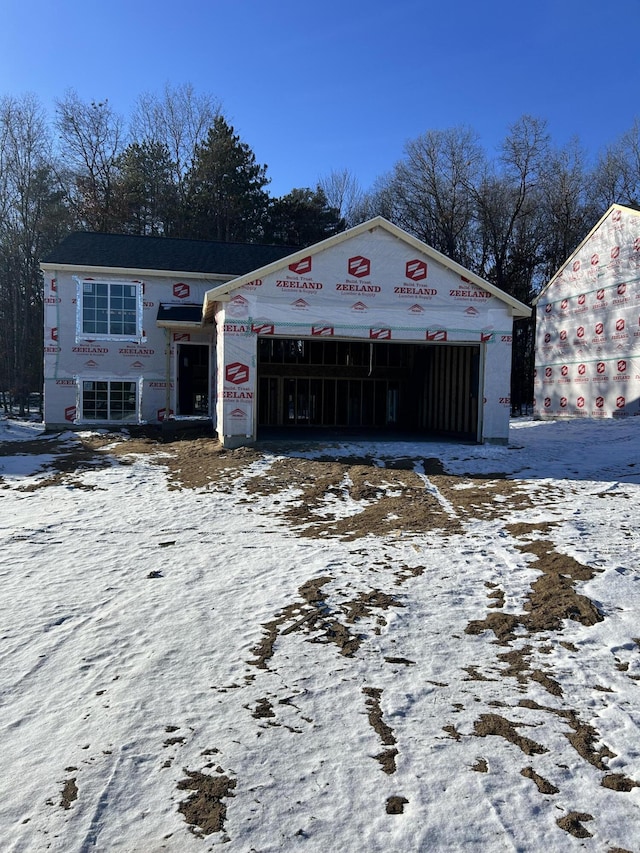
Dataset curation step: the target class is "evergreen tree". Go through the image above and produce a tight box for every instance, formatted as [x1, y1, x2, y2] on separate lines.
[263, 187, 343, 246]
[184, 117, 269, 242]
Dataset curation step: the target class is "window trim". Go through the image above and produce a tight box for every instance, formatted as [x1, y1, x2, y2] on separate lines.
[75, 277, 145, 343]
[76, 376, 143, 424]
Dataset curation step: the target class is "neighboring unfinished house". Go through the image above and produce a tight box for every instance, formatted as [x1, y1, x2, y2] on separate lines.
[41, 217, 530, 445]
[534, 204, 640, 420]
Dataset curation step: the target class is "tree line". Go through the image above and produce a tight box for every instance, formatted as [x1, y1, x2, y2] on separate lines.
[2, 82, 639, 414]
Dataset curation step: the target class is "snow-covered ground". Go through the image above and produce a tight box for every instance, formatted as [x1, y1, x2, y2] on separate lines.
[0, 416, 639, 852]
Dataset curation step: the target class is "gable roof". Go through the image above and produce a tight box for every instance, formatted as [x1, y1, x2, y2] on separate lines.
[203, 217, 531, 319]
[40, 231, 298, 280]
[532, 203, 640, 305]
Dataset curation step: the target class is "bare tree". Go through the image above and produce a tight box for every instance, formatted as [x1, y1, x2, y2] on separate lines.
[318, 168, 363, 227]
[131, 83, 221, 233]
[0, 93, 68, 411]
[385, 126, 485, 266]
[55, 90, 125, 231]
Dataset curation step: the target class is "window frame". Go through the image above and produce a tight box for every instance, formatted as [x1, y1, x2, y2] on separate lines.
[77, 377, 142, 424]
[75, 277, 144, 342]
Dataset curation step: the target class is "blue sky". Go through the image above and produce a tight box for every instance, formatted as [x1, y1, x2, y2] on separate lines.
[2, 0, 638, 198]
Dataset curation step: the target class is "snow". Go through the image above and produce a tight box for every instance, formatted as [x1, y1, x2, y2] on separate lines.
[0, 416, 639, 851]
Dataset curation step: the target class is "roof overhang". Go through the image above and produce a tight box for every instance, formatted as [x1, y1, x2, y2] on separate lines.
[203, 217, 531, 321]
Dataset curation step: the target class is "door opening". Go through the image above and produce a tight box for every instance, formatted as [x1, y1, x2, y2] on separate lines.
[177, 344, 209, 416]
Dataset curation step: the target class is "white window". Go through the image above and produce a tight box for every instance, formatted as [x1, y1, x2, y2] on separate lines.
[81, 380, 138, 422]
[77, 279, 143, 340]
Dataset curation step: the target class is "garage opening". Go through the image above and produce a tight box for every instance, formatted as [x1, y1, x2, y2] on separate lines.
[257, 338, 479, 439]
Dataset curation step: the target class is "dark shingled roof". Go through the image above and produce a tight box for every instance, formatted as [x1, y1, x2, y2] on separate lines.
[42, 232, 299, 276]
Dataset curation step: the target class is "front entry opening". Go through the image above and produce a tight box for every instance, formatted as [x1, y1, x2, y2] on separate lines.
[257, 338, 479, 439]
[177, 343, 209, 416]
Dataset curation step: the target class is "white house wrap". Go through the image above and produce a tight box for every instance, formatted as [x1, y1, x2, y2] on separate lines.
[534, 204, 640, 420]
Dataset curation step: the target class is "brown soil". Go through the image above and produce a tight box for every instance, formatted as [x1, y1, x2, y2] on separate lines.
[473, 713, 547, 756]
[177, 769, 236, 837]
[556, 811, 594, 839]
[60, 778, 77, 810]
[520, 767, 559, 795]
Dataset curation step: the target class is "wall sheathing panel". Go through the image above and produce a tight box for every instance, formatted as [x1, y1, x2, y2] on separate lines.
[535, 206, 640, 420]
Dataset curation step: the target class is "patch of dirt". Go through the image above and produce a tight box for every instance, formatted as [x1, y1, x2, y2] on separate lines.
[519, 699, 617, 770]
[244, 457, 462, 539]
[601, 773, 640, 791]
[60, 778, 77, 810]
[520, 767, 559, 794]
[473, 713, 547, 756]
[470, 757, 488, 772]
[249, 577, 403, 669]
[363, 687, 397, 774]
[556, 811, 594, 839]
[252, 698, 275, 719]
[386, 795, 409, 813]
[177, 769, 236, 837]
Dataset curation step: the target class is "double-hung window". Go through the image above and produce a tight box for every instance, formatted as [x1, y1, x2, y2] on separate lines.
[78, 280, 142, 340]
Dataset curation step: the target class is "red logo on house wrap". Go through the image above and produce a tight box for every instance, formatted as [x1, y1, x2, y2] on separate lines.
[578, 364, 586, 375]
[596, 289, 605, 300]
[560, 397, 567, 408]
[157, 408, 174, 421]
[617, 396, 626, 408]
[544, 397, 551, 408]
[481, 332, 493, 342]
[252, 323, 275, 334]
[576, 327, 584, 338]
[597, 362, 606, 374]
[348, 256, 370, 278]
[226, 362, 250, 384]
[465, 306, 479, 316]
[545, 304, 552, 313]
[596, 396, 604, 408]
[595, 322, 604, 335]
[312, 326, 334, 336]
[577, 396, 585, 408]
[618, 283, 626, 295]
[618, 359, 627, 372]
[409, 303, 424, 314]
[545, 367, 552, 377]
[635, 237, 640, 252]
[573, 260, 581, 272]
[173, 332, 190, 341]
[612, 208, 622, 222]
[544, 333, 552, 343]
[51, 327, 58, 341]
[370, 328, 391, 339]
[426, 330, 447, 341]
[64, 406, 76, 422]
[611, 246, 620, 259]
[289, 257, 312, 274]
[351, 301, 367, 312]
[591, 253, 599, 266]
[578, 294, 586, 305]
[173, 282, 190, 299]
[230, 408, 247, 419]
[560, 329, 568, 340]
[561, 299, 568, 310]
[292, 298, 309, 309]
[616, 318, 625, 331]
[561, 365, 569, 376]
[405, 259, 427, 281]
